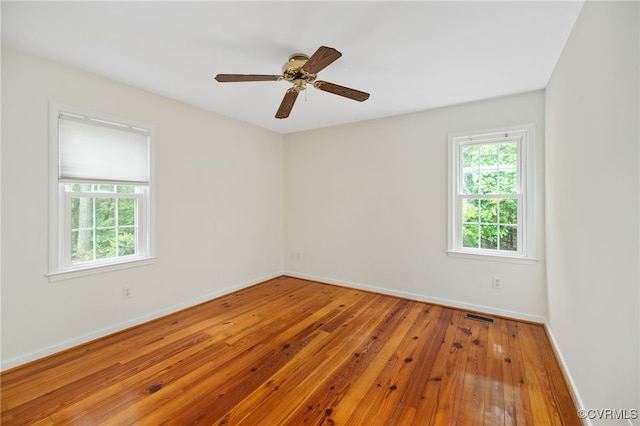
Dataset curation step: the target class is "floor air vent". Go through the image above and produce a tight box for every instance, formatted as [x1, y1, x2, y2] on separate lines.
[463, 312, 496, 323]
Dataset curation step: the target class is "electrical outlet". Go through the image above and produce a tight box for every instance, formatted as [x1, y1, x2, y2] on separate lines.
[291, 252, 301, 261]
[122, 287, 132, 299]
[492, 276, 503, 290]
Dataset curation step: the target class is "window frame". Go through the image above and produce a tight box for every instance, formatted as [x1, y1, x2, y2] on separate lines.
[48, 103, 155, 281]
[447, 124, 537, 264]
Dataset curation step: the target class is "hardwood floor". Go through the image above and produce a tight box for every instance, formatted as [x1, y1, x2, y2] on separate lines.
[1, 276, 580, 425]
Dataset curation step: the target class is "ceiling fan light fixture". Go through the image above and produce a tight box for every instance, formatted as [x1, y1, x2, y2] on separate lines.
[293, 78, 306, 92]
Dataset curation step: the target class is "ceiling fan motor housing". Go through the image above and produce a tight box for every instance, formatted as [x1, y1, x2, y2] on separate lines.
[282, 53, 316, 91]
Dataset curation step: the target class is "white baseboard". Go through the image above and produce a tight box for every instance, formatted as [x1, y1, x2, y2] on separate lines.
[1, 271, 284, 371]
[285, 271, 546, 324]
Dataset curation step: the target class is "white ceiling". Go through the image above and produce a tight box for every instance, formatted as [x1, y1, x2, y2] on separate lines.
[2, 1, 584, 134]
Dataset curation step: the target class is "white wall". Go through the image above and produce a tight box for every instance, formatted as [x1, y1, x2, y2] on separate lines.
[545, 1, 639, 423]
[1, 49, 284, 369]
[284, 91, 547, 321]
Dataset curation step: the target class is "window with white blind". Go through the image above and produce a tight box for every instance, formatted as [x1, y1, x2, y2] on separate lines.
[48, 103, 154, 280]
[447, 125, 536, 264]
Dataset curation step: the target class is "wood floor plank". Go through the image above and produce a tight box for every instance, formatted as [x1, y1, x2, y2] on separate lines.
[120, 286, 351, 424]
[228, 296, 404, 426]
[519, 323, 582, 426]
[454, 317, 490, 425]
[534, 326, 581, 424]
[387, 306, 452, 416]
[207, 293, 397, 425]
[282, 297, 415, 426]
[340, 301, 431, 425]
[485, 317, 507, 426]
[412, 309, 463, 424]
[328, 302, 430, 425]
[216, 330, 334, 425]
[1, 276, 580, 425]
[346, 305, 450, 424]
[499, 318, 518, 426]
[507, 321, 535, 425]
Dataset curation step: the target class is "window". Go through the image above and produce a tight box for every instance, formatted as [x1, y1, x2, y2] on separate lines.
[48, 104, 154, 280]
[66, 184, 142, 263]
[448, 125, 536, 263]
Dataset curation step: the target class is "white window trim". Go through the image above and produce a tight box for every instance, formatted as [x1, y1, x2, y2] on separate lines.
[447, 124, 538, 265]
[48, 102, 156, 282]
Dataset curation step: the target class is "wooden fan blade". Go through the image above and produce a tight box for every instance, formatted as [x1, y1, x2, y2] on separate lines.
[275, 89, 299, 119]
[302, 46, 342, 74]
[314, 81, 370, 102]
[215, 74, 281, 82]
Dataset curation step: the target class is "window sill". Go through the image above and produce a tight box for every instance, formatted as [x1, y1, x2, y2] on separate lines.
[47, 257, 157, 282]
[446, 250, 538, 265]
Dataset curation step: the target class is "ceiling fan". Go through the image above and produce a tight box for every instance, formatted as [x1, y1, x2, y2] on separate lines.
[215, 46, 370, 119]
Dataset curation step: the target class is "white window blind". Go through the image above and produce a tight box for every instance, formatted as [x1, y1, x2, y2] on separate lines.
[59, 113, 150, 184]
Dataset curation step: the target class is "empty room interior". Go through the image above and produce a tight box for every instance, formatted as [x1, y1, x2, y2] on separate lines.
[1, 1, 639, 425]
